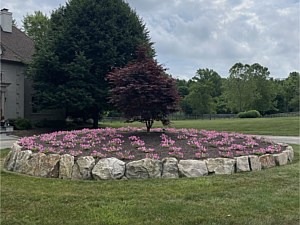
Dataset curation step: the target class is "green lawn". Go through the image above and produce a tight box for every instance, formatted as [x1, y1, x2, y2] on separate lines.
[1, 145, 299, 225]
[101, 117, 300, 136]
[1, 117, 299, 224]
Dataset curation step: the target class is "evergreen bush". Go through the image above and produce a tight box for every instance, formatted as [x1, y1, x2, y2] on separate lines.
[238, 110, 261, 118]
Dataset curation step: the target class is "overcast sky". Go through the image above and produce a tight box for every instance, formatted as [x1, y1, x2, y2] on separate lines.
[2, 0, 299, 79]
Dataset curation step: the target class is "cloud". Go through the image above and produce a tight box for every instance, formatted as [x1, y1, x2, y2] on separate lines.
[128, 0, 299, 78]
[3, 0, 299, 79]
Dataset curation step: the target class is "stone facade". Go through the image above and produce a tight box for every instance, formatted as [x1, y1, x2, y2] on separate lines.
[3, 143, 294, 181]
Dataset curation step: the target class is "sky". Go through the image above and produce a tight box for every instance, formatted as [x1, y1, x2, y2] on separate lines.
[2, 0, 299, 80]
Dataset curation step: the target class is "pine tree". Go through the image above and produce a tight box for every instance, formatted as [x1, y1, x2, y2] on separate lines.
[29, 0, 153, 128]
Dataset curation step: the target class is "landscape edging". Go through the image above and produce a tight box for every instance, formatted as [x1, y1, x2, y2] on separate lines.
[3, 142, 294, 180]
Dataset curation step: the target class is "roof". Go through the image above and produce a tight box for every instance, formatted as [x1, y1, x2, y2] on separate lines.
[0, 26, 35, 64]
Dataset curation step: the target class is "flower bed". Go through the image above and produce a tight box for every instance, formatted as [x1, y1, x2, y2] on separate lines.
[3, 127, 294, 180]
[16, 127, 284, 160]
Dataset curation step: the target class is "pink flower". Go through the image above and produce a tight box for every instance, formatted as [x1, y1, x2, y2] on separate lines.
[145, 153, 160, 160]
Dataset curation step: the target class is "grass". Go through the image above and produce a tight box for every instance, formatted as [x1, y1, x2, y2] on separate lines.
[0, 144, 299, 225]
[101, 117, 300, 136]
[1, 117, 299, 224]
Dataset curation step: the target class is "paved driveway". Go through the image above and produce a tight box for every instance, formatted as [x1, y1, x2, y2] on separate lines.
[254, 135, 299, 145]
[0, 133, 19, 149]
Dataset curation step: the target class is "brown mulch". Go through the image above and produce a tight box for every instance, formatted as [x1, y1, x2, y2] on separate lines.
[12, 128, 67, 137]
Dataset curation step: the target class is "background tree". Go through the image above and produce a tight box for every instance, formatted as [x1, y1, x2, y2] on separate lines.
[283, 72, 300, 112]
[269, 78, 286, 113]
[247, 63, 276, 114]
[28, 0, 153, 128]
[185, 68, 222, 115]
[193, 68, 222, 98]
[22, 11, 50, 46]
[225, 63, 276, 114]
[225, 63, 252, 112]
[176, 78, 192, 115]
[107, 46, 179, 132]
[186, 83, 215, 115]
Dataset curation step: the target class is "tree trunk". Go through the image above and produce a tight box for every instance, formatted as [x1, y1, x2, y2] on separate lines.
[145, 119, 153, 133]
[92, 110, 99, 128]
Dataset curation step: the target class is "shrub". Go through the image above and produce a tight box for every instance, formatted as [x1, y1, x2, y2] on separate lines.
[14, 118, 32, 130]
[238, 110, 261, 118]
[34, 119, 66, 128]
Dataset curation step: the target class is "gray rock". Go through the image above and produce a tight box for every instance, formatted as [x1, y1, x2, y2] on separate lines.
[3, 150, 20, 171]
[248, 155, 261, 171]
[3, 150, 16, 170]
[125, 158, 162, 179]
[278, 143, 289, 148]
[259, 154, 276, 169]
[235, 156, 250, 172]
[13, 150, 32, 173]
[178, 160, 208, 177]
[72, 156, 95, 180]
[283, 146, 294, 162]
[92, 157, 125, 180]
[273, 152, 288, 166]
[19, 153, 60, 178]
[21, 153, 45, 176]
[206, 158, 236, 175]
[59, 154, 74, 179]
[162, 157, 179, 178]
[12, 142, 22, 152]
[3, 143, 22, 171]
[39, 154, 60, 178]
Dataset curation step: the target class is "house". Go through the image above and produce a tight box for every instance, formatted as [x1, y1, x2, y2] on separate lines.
[0, 9, 64, 123]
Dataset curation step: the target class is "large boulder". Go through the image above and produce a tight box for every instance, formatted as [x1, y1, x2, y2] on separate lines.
[59, 154, 74, 179]
[13, 150, 32, 173]
[259, 154, 276, 169]
[178, 160, 208, 177]
[3, 143, 22, 171]
[39, 154, 60, 178]
[283, 146, 294, 162]
[235, 156, 250, 172]
[162, 157, 179, 178]
[18, 153, 60, 178]
[125, 158, 162, 179]
[21, 153, 45, 176]
[72, 156, 95, 180]
[273, 152, 288, 166]
[248, 155, 261, 171]
[92, 157, 125, 180]
[206, 158, 236, 175]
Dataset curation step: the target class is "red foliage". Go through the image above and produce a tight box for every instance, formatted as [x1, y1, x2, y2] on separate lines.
[107, 46, 179, 131]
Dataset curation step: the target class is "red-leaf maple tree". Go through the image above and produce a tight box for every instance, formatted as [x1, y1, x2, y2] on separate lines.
[107, 46, 179, 132]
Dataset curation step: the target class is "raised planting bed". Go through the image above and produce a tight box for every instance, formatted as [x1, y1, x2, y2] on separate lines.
[3, 127, 294, 180]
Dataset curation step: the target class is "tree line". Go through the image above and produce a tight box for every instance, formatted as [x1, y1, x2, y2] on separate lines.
[177, 65, 299, 116]
[21, 1, 299, 130]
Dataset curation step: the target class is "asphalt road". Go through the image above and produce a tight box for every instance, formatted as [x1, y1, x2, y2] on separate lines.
[0, 133, 19, 149]
[253, 135, 299, 145]
[0, 133, 299, 150]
